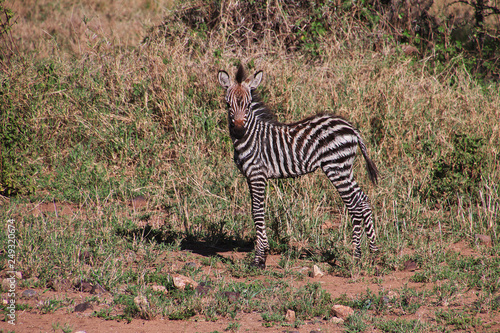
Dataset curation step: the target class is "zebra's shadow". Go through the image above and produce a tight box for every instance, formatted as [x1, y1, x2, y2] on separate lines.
[180, 238, 254, 265]
[115, 223, 254, 264]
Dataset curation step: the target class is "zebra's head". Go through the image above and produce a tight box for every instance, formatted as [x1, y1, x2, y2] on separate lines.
[218, 65, 263, 139]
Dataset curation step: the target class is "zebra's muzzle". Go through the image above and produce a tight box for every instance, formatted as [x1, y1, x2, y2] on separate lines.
[230, 120, 246, 139]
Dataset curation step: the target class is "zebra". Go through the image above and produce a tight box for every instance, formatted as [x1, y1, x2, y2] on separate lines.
[218, 64, 379, 268]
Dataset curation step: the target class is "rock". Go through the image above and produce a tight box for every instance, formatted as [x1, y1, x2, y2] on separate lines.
[285, 309, 296, 322]
[331, 317, 344, 324]
[79, 250, 92, 264]
[90, 283, 107, 295]
[387, 290, 399, 299]
[48, 278, 72, 292]
[476, 234, 492, 247]
[15, 271, 22, 279]
[132, 196, 148, 209]
[1, 278, 15, 291]
[403, 260, 417, 272]
[312, 265, 324, 278]
[172, 274, 198, 290]
[402, 45, 419, 56]
[223, 291, 240, 303]
[133, 295, 153, 319]
[196, 282, 211, 295]
[74, 331, 87, 333]
[151, 285, 168, 295]
[75, 280, 93, 293]
[331, 304, 354, 319]
[74, 302, 92, 312]
[22, 289, 37, 298]
[183, 262, 197, 269]
[134, 295, 149, 308]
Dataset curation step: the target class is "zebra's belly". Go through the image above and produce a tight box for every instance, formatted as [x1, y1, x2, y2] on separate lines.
[265, 161, 318, 179]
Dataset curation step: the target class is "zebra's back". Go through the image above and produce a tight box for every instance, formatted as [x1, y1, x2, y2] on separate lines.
[237, 114, 362, 180]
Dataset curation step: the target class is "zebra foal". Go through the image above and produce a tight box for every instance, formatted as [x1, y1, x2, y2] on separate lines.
[218, 65, 379, 268]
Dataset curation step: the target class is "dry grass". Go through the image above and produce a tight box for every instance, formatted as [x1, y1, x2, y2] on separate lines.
[0, 1, 499, 328]
[1, 0, 499, 241]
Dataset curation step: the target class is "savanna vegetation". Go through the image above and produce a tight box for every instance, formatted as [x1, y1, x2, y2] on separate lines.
[1, 0, 499, 332]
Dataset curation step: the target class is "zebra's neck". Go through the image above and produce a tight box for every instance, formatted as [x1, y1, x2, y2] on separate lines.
[250, 92, 277, 124]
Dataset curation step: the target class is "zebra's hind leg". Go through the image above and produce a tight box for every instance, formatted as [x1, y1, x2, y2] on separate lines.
[247, 175, 270, 269]
[323, 167, 377, 259]
[364, 204, 378, 255]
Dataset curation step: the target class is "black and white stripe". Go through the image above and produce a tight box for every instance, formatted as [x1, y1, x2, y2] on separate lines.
[218, 65, 378, 268]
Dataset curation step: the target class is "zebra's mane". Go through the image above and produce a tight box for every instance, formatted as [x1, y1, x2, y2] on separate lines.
[251, 90, 278, 123]
[235, 64, 246, 84]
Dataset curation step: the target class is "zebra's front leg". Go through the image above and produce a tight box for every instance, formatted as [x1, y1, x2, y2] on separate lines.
[247, 175, 269, 269]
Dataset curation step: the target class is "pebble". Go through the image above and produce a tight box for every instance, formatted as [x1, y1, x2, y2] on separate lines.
[285, 309, 296, 322]
[172, 274, 198, 290]
[312, 265, 324, 278]
[476, 234, 492, 247]
[90, 283, 107, 295]
[331, 304, 354, 319]
[151, 285, 168, 295]
[74, 302, 92, 312]
[223, 291, 240, 303]
[22, 289, 37, 298]
[403, 260, 417, 271]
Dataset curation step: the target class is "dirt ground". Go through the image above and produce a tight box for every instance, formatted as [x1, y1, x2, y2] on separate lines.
[2, 255, 410, 333]
[2, 203, 500, 333]
[3, 249, 500, 333]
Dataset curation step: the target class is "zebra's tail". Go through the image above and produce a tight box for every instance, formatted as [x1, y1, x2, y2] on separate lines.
[357, 134, 379, 185]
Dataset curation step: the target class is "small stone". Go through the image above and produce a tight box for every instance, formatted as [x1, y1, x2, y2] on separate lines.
[402, 45, 419, 56]
[331, 317, 344, 324]
[90, 283, 107, 295]
[79, 251, 92, 264]
[172, 274, 198, 290]
[312, 265, 324, 278]
[48, 278, 72, 292]
[223, 291, 240, 303]
[76, 281, 93, 293]
[22, 289, 37, 298]
[285, 309, 296, 322]
[74, 302, 92, 312]
[387, 290, 399, 299]
[331, 304, 354, 319]
[403, 260, 417, 272]
[151, 285, 168, 295]
[1, 278, 14, 290]
[183, 262, 197, 269]
[15, 271, 22, 279]
[132, 196, 148, 209]
[196, 283, 211, 295]
[74, 331, 87, 333]
[134, 295, 149, 308]
[476, 234, 492, 247]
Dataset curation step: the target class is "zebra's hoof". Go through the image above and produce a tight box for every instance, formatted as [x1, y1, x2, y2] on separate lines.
[250, 261, 266, 269]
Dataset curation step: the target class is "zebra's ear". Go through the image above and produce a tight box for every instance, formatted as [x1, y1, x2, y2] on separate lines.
[218, 70, 231, 90]
[248, 71, 263, 91]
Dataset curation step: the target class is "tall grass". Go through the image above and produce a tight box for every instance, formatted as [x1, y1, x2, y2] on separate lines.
[0, 0, 499, 328]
